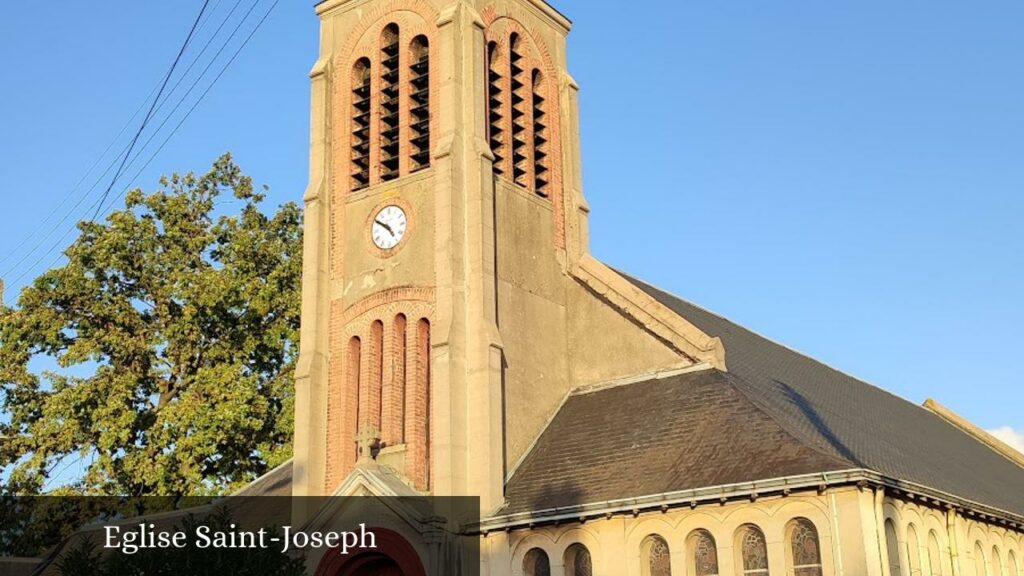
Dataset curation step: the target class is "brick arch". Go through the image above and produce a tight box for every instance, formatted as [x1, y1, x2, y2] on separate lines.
[483, 10, 566, 249]
[330, 0, 440, 267]
[335, 7, 439, 189]
[326, 291, 435, 493]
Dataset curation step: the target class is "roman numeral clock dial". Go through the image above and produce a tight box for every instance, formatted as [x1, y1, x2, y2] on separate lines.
[370, 205, 408, 252]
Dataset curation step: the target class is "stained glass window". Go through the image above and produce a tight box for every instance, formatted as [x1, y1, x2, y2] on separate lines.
[523, 549, 550, 576]
[691, 530, 719, 576]
[645, 536, 671, 576]
[569, 544, 592, 576]
[738, 525, 769, 575]
[790, 518, 823, 576]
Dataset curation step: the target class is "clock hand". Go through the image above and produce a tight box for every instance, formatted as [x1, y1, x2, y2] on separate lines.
[375, 219, 396, 237]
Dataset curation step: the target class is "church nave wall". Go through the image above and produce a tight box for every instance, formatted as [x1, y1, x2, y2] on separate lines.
[483, 489, 865, 576]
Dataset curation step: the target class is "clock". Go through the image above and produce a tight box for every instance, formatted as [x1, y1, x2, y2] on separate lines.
[370, 205, 408, 251]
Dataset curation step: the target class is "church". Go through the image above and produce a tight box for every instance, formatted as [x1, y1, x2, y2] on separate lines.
[249, 0, 1024, 574]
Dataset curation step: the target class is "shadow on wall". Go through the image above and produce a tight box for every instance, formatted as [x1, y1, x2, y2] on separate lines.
[776, 379, 865, 468]
[527, 479, 585, 515]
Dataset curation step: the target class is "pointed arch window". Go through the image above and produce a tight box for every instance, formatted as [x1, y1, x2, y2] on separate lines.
[688, 530, 719, 576]
[351, 58, 372, 191]
[736, 525, 769, 576]
[642, 535, 671, 576]
[1007, 551, 1018, 576]
[380, 24, 401, 182]
[409, 36, 430, 172]
[523, 548, 550, 576]
[788, 518, 824, 576]
[993, 547, 1005, 576]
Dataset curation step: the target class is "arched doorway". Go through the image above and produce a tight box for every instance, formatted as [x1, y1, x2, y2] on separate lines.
[315, 528, 427, 576]
[336, 552, 402, 576]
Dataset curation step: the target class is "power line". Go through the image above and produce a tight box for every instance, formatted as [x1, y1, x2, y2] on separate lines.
[2, 0, 282, 302]
[93, 0, 283, 221]
[0, 0, 244, 289]
[0, 0, 220, 275]
[0, 86, 156, 269]
[149, 0, 248, 121]
[90, 0, 213, 222]
[16, 1, 283, 490]
[107, 0, 267, 193]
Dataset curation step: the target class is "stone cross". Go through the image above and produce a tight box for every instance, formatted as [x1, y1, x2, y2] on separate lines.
[355, 425, 381, 466]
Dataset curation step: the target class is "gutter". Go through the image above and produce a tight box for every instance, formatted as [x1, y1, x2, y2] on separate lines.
[471, 469, 1024, 535]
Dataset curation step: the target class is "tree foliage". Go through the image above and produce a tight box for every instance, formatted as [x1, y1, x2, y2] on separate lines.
[0, 155, 302, 496]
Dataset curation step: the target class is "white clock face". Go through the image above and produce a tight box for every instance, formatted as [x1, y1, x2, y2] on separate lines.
[371, 205, 408, 250]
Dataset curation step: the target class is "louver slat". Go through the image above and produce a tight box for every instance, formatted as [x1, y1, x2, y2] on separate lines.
[409, 37, 431, 173]
[351, 60, 372, 191]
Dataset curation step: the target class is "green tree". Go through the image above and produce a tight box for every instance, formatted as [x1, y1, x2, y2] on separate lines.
[0, 155, 302, 496]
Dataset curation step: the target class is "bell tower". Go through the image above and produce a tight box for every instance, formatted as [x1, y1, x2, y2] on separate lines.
[292, 0, 583, 514]
[294, 0, 723, 518]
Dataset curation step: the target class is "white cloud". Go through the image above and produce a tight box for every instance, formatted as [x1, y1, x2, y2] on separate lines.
[987, 427, 1024, 455]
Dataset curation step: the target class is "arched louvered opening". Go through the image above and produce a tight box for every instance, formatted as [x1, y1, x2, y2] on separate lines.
[380, 24, 401, 182]
[688, 530, 720, 576]
[509, 33, 529, 187]
[787, 518, 824, 576]
[641, 535, 671, 576]
[523, 548, 551, 576]
[351, 58, 372, 192]
[531, 68, 550, 197]
[736, 525, 769, 575]
[487, 41, 505, 176]
[409, 36, 431, 172]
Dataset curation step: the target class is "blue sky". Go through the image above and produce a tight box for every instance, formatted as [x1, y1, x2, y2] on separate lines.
[0, 1, 1021, 446]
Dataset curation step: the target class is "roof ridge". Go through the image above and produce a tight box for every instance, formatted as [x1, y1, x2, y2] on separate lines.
[924, 399, 1024, 470]
[612, 267, 932, 412]
[715, 369, 860, 472]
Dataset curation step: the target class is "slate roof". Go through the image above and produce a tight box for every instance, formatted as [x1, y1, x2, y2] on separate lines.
[502, 271, 1024, 517]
